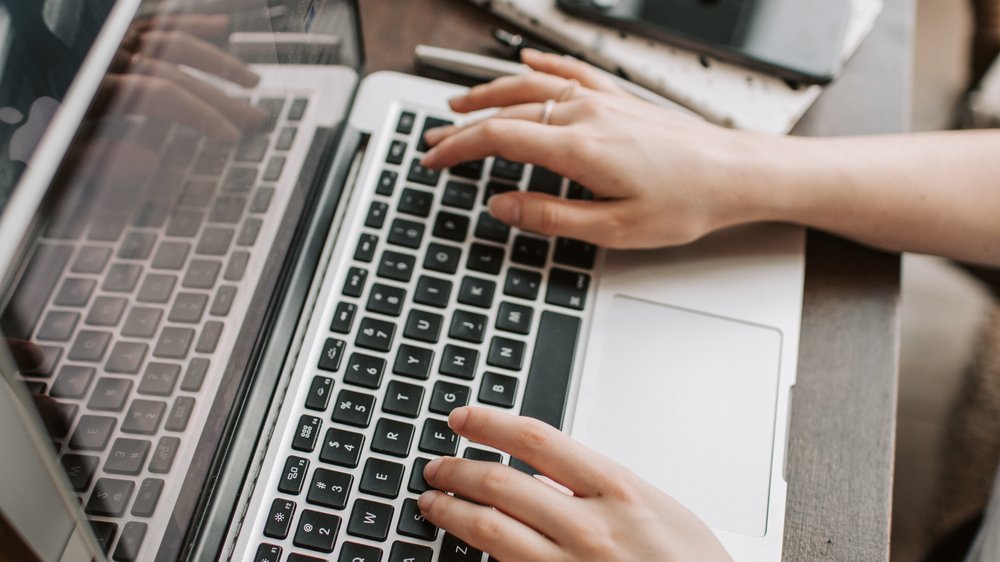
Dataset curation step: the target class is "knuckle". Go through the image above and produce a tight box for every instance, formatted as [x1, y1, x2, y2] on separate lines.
[601, 476, 640, 503]
[480, 465, 511, 494]
[535, 201, 563, 234]
[469, 513, 503, 543]
[515, 418, 552, 454]
[479, 119, 506, 143]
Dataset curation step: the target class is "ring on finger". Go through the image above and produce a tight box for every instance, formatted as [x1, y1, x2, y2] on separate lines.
[540, 99, 556, 125]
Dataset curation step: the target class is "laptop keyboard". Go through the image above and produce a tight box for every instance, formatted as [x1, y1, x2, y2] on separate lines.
[8, 94, 312, 561]
[246, 108, 597, 562]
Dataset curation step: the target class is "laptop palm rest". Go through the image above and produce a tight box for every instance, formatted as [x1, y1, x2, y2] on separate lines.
[581, 295, 782, 538]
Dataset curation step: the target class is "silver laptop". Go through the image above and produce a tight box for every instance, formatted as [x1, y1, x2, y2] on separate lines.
[0, 1, 804, 561]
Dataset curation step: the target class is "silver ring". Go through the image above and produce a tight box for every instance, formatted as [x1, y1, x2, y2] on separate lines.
[540, 99, 556, 125]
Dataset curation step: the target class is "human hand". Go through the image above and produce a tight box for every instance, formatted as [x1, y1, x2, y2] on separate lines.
[418, 407, 733, 562]
[421, 49, 795, 249]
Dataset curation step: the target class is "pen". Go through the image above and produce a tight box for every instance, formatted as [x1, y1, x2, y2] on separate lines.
[414, 44, 701, 118]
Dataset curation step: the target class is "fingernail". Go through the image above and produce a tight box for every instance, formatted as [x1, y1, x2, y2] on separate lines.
[423, 458, 442, 481]
[448, 94, 467, 108]
[488, 196, 521, 225]
[220, 124, 240, 143]
[448, 407, 469, 431]
[421, 148, 439, 168]
[418, 490, 441, 512]
[423, 127, 446, 146]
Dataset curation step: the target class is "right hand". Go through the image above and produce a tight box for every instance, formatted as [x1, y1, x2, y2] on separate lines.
[421, 49, 796, 249]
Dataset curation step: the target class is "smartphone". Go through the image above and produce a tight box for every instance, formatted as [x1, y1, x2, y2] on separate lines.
[556, 0, 852, 85]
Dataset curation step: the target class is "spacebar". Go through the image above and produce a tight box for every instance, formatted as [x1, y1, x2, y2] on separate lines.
[0, 243, 73, 340]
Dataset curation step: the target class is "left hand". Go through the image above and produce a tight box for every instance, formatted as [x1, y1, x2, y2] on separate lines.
[419, 407, 733, 562]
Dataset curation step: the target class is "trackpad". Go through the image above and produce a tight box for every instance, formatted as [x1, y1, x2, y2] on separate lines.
[582, 295, 782, 537]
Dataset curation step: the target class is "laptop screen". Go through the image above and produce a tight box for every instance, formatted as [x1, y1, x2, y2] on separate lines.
[0, 0, 362, 559]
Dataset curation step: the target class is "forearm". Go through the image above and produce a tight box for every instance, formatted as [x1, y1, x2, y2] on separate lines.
[754, 130, 1000, 266]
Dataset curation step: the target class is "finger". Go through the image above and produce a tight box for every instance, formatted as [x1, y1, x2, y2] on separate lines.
[448, 407, 621, 497]
[103, 74, 240, 141]
[424, 103, 574, 148]
[450, 72, 580, 113]
[132, 56, 266, 127]
[418, 491, 561, 562]
[423, 457, 579, 540]
[5, 339, 44, 370]
[139, 30, 260, 87]
[488, 190, 626, 244]
[521, 48, 623, 94]
[421, 119, 569, 172]
[130, 14, 230, 38]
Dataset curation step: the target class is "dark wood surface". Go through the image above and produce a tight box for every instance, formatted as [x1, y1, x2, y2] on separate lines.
[358, 0, 910, 559]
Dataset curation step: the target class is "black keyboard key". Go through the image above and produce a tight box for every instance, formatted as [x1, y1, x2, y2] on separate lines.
[519, 311, 580, 429]
[359, 457, 405, 498]
[386, 140, 407, 165]
[367, 283, 406, 316]
[449, 310, 487, 343]
[279, 456, 310, 495]
[512, 235, 550, 268]
[417, 117, 452, 152]
[430, 381, 471, 415]
[487, 336, 526, 371]
[568, 181, 594, 200]
[339, 543, 382, 562]
[496, 302, 533, 335]
[276, 126, 297, 150]
[72, 246, 111, 274]
[398, 498, 439, 541]
[504, 267, 542, 300]
[69, 329, 112, 362]
[45, 402, 76, 438]
[483, 181, 518, 205]
[393, 344, 434, 380]
[464, 448, 503, 463]
[70, 415, 116, 450]
[237, 218, 262, 246]
[210, 195, 247, 223]
[308, 468, 352, 510]
[164, 397, 195, 432]
[439, 345, 478, 380]
[466, 243, 504, 275]
[223, 166, 257, 193]
[371, 418, 415, 457]
[419, 418, 459, 456]
[86, 296, 127, 326]
[546, 268, 590, 310]
[154, 326, 195, 359]
[356, 317, 395, 352]
[61, 454, 99, 491]
[414, 275, 452, 308]
[166, 210, 203, 238]
[408, 458, 433, 494]
[332, 390, 376, 428]
[255, 544, 282, 562]
[105, 438, 150, 474]
[256, 98, 285, 131]
[432, 211, 469, 243]
[88, 378, 132, 411]
[403, 309, 443, 343]
[306, 376, 334, 411]
[197, 226, 235, 256]
[113, 522, 147, 562]
[288, 97, 308, 120]
[320, 428, 365, 468]
[24, 345, 60, 377]
[441, 181, 477, 210]
[137, 363, 179, 396]
[90, 520, 118, 554]
[131, 478, 164, 517]
[102, 263, 142, 293]
[319, 337, 347, 372]
[397, 111, 416, 134]
[106, 341, 148, 374]
[407, 159, 440, 187]
[347, 498, 394, 541]
[527, 166, 563, 195]
[0, 243, 71, 339]
[292, 415, 323, 452]
[264, 498, 296, 539]
[169, 292, 208, 324]
[123, 306, 163, 337]
[390, 541, 433, 562]
[225, 251, 250, 281]
[475, 211, 510, 244]
[181, 358, 210, 392]
[458, 276, 495, 309]
[149, 436, 180, 473]
[440, 534, 482, 562]
[450, 159, 484, 181]
[51, 365, 95, 398]
[184, 259, 221, 288]
[138, 273, 176, 303]
[366, 201, 389, 229]
[382, 381, 424, 418]
[554, 238, 598, 269]
[376, 169, 397, 196]
[86, 478, 134, 517]
[398, 187, 434, 217]
[55, 277, 96, 307]
[377, 250, 416, 283]
[342, 267, 368, 298]
[331, 302, 357, 333]
[117, 231, 156, 260]
[424, 242, 461, 274]
[354, 233, 379, 262]
[388, 219, 424, 249]
[344, 353, 385, 389]
[491, 157, 524, 182]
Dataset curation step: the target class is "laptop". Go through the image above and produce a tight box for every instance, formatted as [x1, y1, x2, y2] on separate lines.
[0, 0, 805, 561]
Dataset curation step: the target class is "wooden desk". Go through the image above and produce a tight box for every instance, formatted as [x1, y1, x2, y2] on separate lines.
[359, 1, 911, 559]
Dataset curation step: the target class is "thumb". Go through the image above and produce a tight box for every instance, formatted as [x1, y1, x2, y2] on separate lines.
[488, 191, 621, 245]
